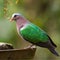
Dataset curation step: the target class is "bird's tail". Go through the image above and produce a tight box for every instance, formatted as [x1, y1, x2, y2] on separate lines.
[48, 48, 59, 56]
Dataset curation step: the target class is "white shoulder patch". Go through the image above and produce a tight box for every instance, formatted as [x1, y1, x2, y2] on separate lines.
[20, 24, 28, 31]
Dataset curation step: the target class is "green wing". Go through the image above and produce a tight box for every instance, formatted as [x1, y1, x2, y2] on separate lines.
[20, 23, 49, 43]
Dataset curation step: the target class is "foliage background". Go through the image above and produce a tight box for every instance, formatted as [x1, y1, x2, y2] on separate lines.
[0, 0, 60, 60]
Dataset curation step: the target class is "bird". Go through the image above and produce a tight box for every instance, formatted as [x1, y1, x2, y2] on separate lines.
[10, 13, 59, 56]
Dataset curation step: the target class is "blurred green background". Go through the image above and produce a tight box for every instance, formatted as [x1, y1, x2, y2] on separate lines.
[0, 0, 60, 60]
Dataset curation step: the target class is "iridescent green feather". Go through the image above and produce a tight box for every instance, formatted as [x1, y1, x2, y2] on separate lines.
[20, 23, 49, 43]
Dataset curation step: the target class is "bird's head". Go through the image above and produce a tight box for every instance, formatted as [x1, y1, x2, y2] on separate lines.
[10, 13, 23, 22]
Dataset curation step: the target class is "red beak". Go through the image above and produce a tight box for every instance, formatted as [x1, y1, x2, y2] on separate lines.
[10, 18, 14, 22]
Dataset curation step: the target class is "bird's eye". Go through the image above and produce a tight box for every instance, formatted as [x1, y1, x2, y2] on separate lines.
[14, 15, 17, 17]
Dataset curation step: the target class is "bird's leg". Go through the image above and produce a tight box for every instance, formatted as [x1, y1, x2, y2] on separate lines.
[24, 44, 36, 49]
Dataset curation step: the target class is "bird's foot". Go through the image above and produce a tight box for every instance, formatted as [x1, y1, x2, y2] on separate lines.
[24, 45, 36, 49]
